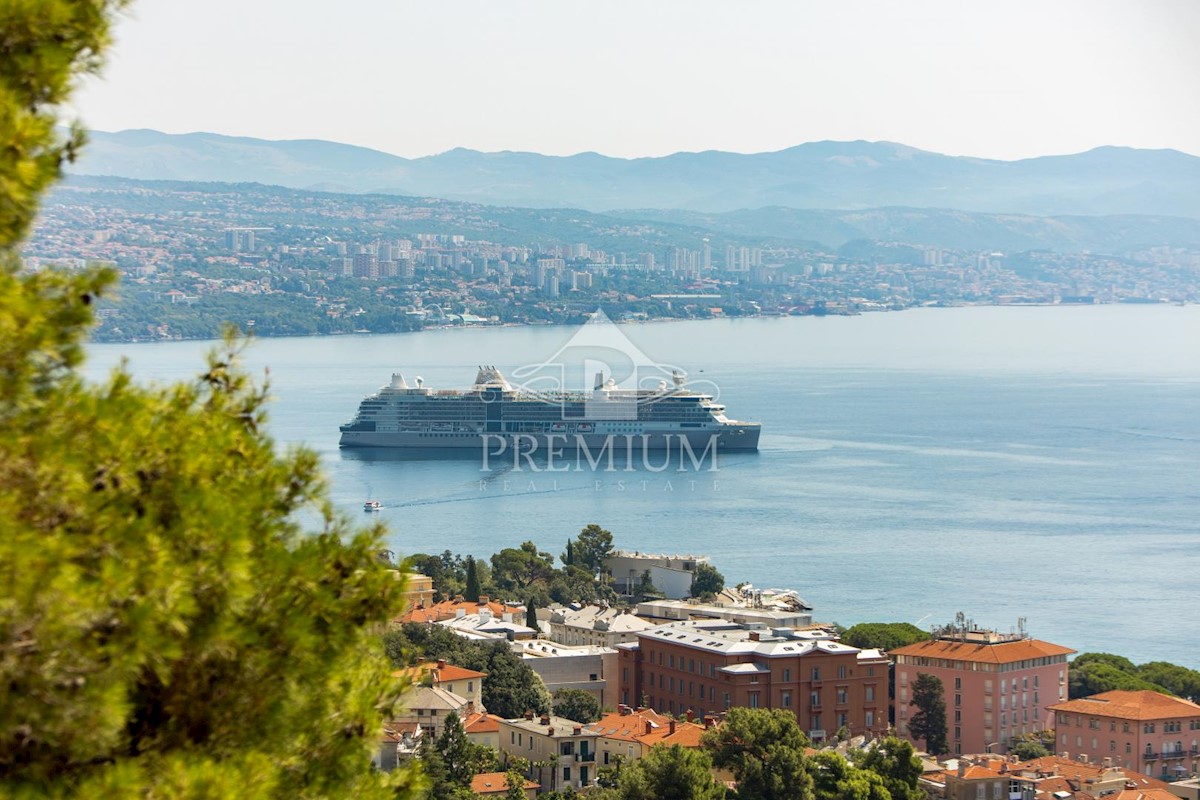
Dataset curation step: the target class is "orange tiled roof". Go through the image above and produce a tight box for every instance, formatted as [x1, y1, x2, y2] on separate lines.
[940, 754, 1173, 795]
[464, 712, 504, 734]
[401, 598, 518, 624]
[589, 708, 707, 748]
[890, 638, 1075, 664]
[394, 660, 488, 684]
[1047, 690, 1200, 721]
[1110, 790, 1181, 800]
[470, 772, 539, 795]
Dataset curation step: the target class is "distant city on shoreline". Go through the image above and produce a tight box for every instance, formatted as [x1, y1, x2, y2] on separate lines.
[26, 173, 1200, 343]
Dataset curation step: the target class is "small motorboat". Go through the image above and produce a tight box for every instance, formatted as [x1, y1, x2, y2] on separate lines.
[363, 500, 382, 511]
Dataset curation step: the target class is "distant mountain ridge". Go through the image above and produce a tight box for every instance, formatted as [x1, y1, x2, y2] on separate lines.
[72, 129, 1200, 219]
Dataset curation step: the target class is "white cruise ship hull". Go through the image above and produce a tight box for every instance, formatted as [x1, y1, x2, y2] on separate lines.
[338, 425, 761, 452]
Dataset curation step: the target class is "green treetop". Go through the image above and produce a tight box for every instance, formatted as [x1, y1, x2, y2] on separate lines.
[0, 3, 420, 796]
[702, 708, 813, 800]
[908, 673, 949, 756]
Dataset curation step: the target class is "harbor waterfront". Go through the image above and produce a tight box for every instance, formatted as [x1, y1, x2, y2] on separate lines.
[85, 305, 1200, 668]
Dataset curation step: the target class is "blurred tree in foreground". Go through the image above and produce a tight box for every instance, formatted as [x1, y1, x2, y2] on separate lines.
[0, 2, 419, 797]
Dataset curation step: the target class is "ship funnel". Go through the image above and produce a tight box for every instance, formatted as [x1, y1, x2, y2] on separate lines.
[672, 369, 686, 388]
[593, 371, 606, 390]
[390, 373, 409, 389]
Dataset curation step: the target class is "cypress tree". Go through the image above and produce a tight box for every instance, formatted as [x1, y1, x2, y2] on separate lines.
[526, 598, 539, 631]
[464, 556, 481, 602]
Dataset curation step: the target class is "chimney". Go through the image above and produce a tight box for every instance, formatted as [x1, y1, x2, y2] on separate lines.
[540, 714, 550, 726]
[704, 715, 716, 729]
[502, 612, 513, 623]
[618, 704, 631, 716]
[479, 595, 490, 605]
[749, 632, 760, 642]
[455, 608, 466, 619]
[573, 726, 582, 736]
[467, 700, 476, 714]
[957, 761, 966, 778]
[645, 720, 653, 735]
[524, 711, 534, 720]
[455, 594, 465, 602]
[635, 706, 646, 713]
[686, 709, 694, 722]
[436, 659, 447, 670]
[669, 720, 676, 735]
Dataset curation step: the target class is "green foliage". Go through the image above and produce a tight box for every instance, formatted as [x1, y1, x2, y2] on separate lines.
[908, 673, 949, 756]
[419, 711, 497, 800]
[568, 524, 615, 574]
[1073, 652, 1138, 673]
[0, 0, 130, 250]
[1136, 661, 1200, 702]
[702, 708, 813, 800]
[490, 541, 556, 594]
[1067, 653, 1200, 703]
[854, 736, 925, 800]
[808, 752, 890, 800]
[1010, 738, 1050, 760]
[552, 689, 602, 724]
[1069, 662, 1168, 699]
[504, 769, 530, 800]
[689, 562, 725, 599]
[464, 556, 481, 603]
[0, 325, 422, 797]
[0, 8, 422, 792]
[384, 624, 550, 719]
[636, 570, 661, 599]
[841, 623, 931, 652]
[614, 744, 725, 800]
[526, 600, 539, 631]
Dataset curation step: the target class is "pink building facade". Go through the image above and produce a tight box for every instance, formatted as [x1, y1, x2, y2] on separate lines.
[1049, 690, 1200, 780]
[892, 629, 1074, 756]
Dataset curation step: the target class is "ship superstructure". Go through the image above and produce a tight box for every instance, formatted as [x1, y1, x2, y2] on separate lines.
[338, 366, 760, 452]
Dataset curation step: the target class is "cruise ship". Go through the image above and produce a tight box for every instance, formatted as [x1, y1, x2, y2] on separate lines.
[338, 366, 761, 453]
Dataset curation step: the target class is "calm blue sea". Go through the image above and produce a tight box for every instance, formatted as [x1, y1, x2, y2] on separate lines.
[85, 306, 1200, 668]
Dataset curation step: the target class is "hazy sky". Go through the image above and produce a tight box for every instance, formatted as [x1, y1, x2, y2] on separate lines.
[74, 0, 1200, 160]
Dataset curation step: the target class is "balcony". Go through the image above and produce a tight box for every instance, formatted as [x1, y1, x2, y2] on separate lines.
[575, 752, 596, 763]
[1143, 752, 1160, 761]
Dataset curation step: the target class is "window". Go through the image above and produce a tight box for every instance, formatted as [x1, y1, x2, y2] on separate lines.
[812, 667, 821, 681]
[1126, 742, 1131, 753]
[838, 665, 847, 679]
[811, 691, 821, 706]
[723, 692, 730, 709]
[866, 686, 875, 702]
[838, 713, 848, 728]
[563, 767, 571, 782]
[955, 694, 962, 707]
[866, 711, 874, 727]
[783, 669, 792, 683]
[955, 677, 962, 690]
[837, 688, 848, 704]
[782, 691, 792, 708]
[749, 693, 760, 708]
[867, 666, 875, 677]
[955, 726, 961, 740]
[1110, 740, 1116, 752]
